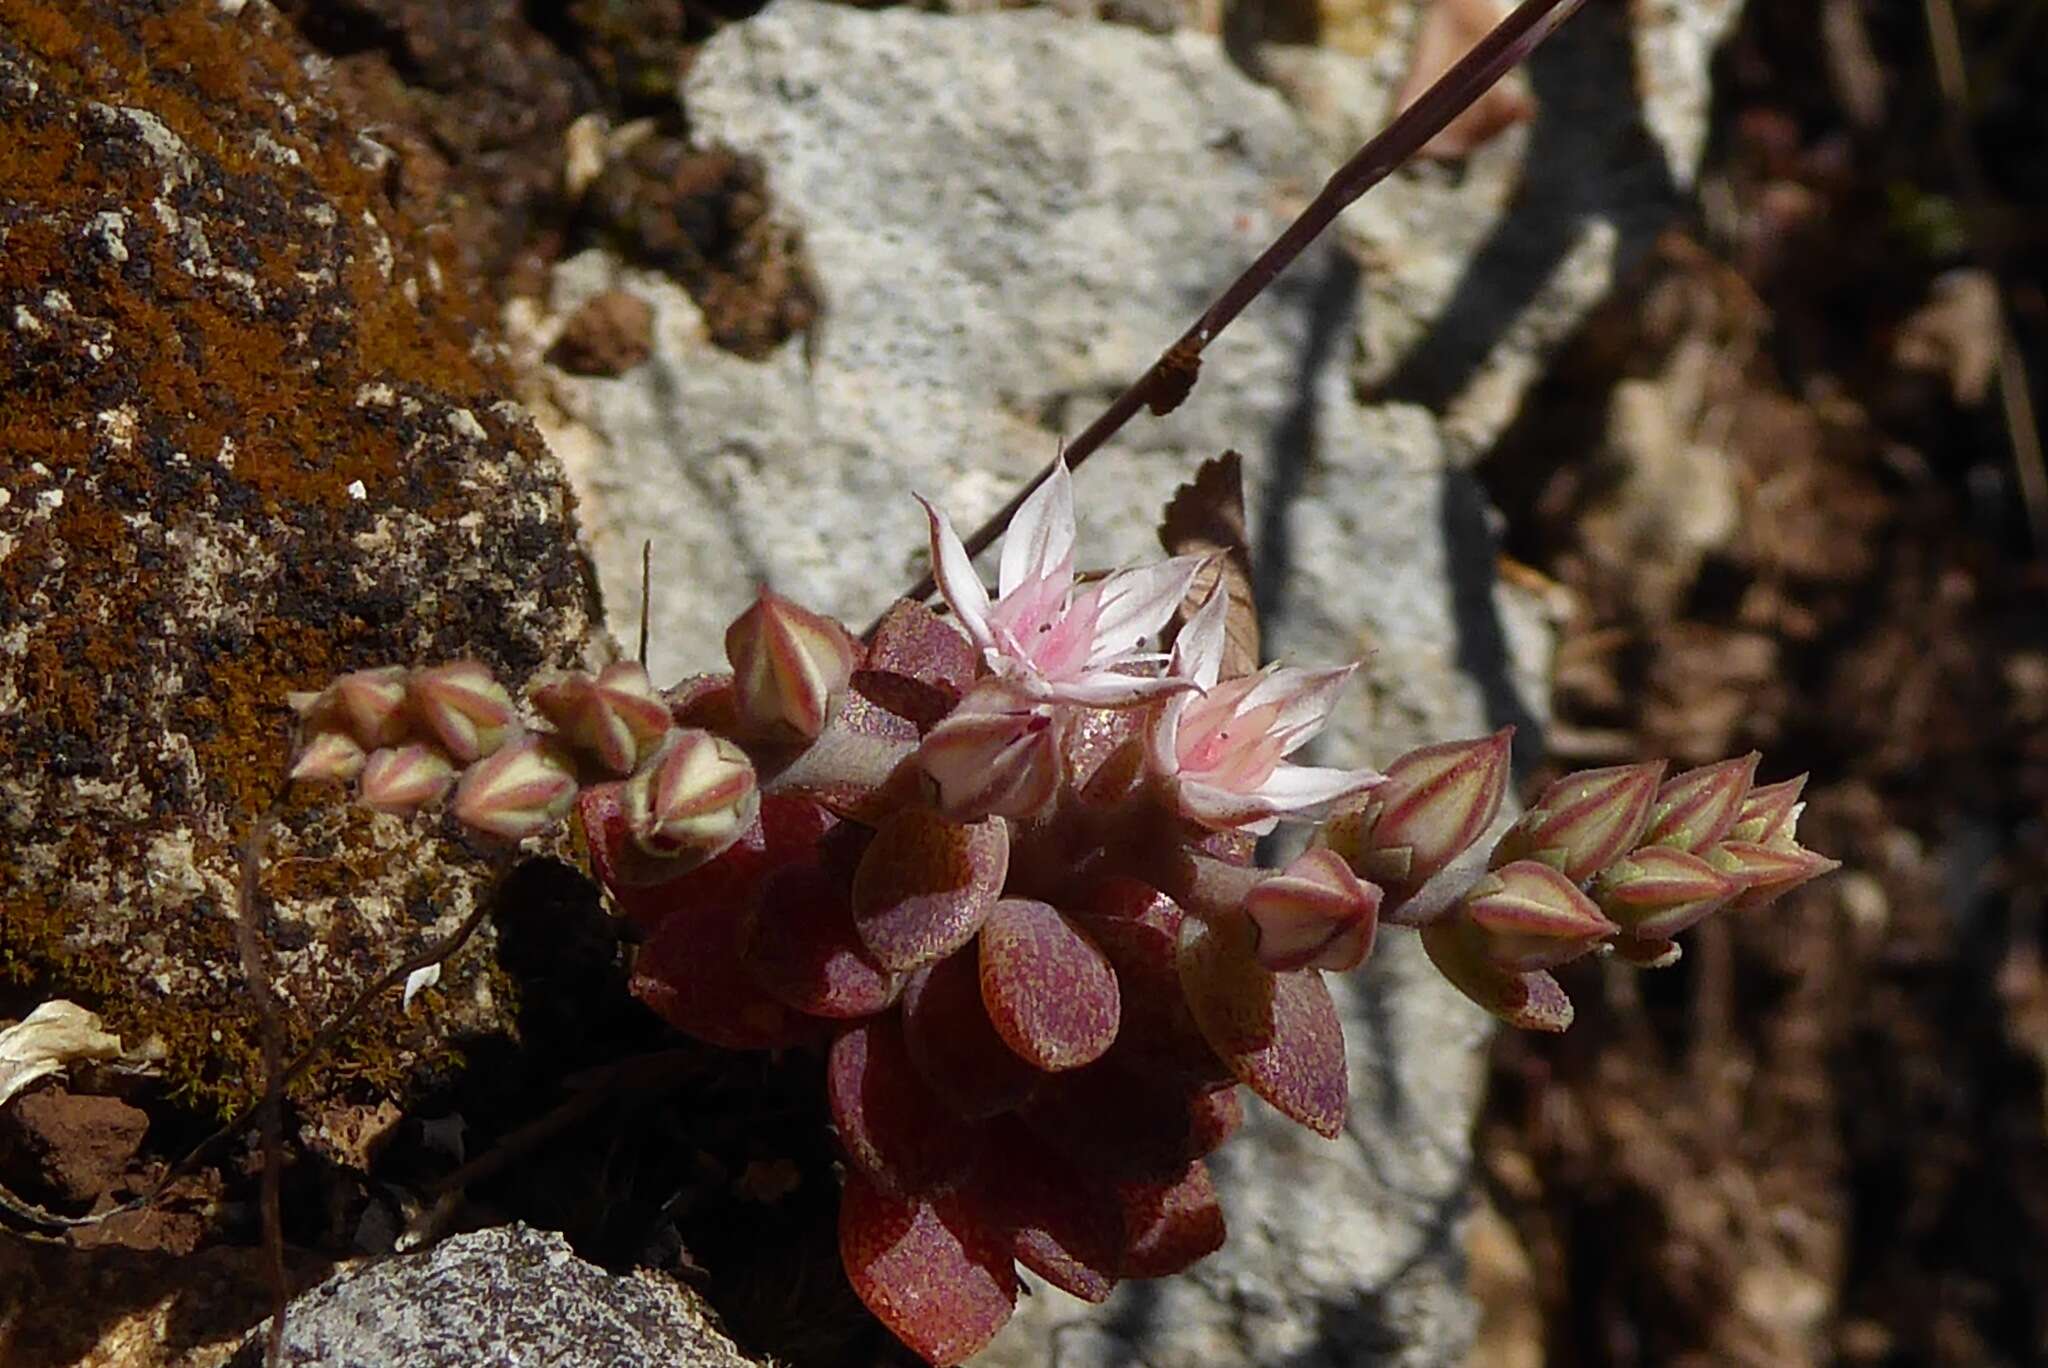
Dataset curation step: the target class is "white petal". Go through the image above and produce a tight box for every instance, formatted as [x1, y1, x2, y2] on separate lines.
[1028, 668, 1200, 709]
[999, 458, 1077, 601]
[1086, 556, 1205, 668]
[1176, 778, 1283, 835]
[1249, 761, 1386, 818]
[1170, 582, 1230, 692]
[1241, 663, 1357, 755]
[916, 493, 995, 652]
[402, 962, 443, 1013]
[1147, 693, 1188, 779]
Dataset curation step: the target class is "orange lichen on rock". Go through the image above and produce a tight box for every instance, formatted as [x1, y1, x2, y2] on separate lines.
[0, 0, 602, 1113]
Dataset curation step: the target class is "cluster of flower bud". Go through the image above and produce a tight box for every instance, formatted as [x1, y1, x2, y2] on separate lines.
[283, 459, 1834, 1366]
[1322, 737, 1837, 1031]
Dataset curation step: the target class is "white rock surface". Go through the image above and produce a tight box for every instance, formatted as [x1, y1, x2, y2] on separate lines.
[510, 2, 1741, 1363]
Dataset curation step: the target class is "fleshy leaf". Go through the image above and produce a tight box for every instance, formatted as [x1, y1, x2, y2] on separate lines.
[629, 877, 820, 1053]
[741, 853, 900, 1019]
[978, 899, 1121, 1072]
[969, 1119, 1122, 1304]
[828, 1017, 982, 1198]
[1176, 913, 1348, 1138]
[839, 1168, 1018, 1366]
[852, 810, 1009, 971]
[1116, 1160, 1227, 1278]
[1419, 918, 1575, 1032]
[1074, 888, 1232, 1088]
[901, 951, 1044, 1120]
[582, 789, 841, 932]
[1021, 1053, 1239, 1182]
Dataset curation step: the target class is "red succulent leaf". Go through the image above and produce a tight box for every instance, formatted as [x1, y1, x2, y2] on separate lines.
[1177, 913, 1348, 1139]
[850, 668, 959, 735]
[665, 672, 742, 733]
[852, 809, 1009, 971]
[839, 1168, 1018, 1367]
[867, 599, 981, 696]
[1074, 893, 1232, 1089]
[969, 1119, 1122, 1303]
[901, 951, 1044, 1120]
[1419, 918, 1575, 1032]
[828, 1016, 982, 1198]
[628, 875, 821, 1052]
[1021, 1053, 1239, 1183]
[978, 899, 1121, 1072]
[741, 854, 901, 1019]
[1116, 1160, 1227, 1278]
[1062, 706, 1140, 796]
[1193, 826, 1257, 867]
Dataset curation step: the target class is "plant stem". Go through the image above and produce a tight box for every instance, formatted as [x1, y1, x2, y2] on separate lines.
[875, 0, 1591, 631]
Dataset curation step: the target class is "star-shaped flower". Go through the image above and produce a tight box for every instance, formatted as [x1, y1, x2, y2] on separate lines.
[1147, 588, 1384, 834]
[919, 459, 1204, 708]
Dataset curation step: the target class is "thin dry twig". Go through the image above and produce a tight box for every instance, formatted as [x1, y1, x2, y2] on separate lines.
[1921, 0, 2048, 555]
[873, 0, 1592, 632]
[229, 806, 288, 1367]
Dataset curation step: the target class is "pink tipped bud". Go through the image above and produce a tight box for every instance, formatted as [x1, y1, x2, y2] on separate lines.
[1727, 773, 1809, 847]
[289, 728, 367, 784]
[914, 682, 1062, 822]
[1458, 859, 1618, 972]
[724, 589, 857, 743]
[1322, 728, 1513, 904]
[1420, 917, 1575, 1033]
[358, 743, 457, 815]
[1490, 760, 1665, 883]
[304, 666, 411, 749]
[1613, 936, 1683, 969]
[1705, 840, 1841, 915]
[1640, 752, 1759, 854]
[623, 729, 759, 864]
[1244, 848, 1382, 972]
[1592, 845, 1742, 940]
[532, 661, 674, 776]
[452, 733, 580, 840]
[409, 661, 520, 763]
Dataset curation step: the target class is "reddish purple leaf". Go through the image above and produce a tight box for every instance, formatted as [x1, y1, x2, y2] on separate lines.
[1021, 1054, 1235, 1183]
[629, 880, 821, 1052]
[582, 788, 841, 934]
[968, 1119, 1121, 1304]
[1075, 898, 1232, 1089]
[1117, 1160, 1226, 1278]
[741, 857, 900, 1019]
[866, 599, 980, 699]
[979, 899, 1121, 1072]
[828, 1017, 981, 1198]
[901, 951, 1043, 1120]
[1178, 913, 1349, 1139]
[852, 809, 1009, 971]
[839, 1168, 1018, 1366]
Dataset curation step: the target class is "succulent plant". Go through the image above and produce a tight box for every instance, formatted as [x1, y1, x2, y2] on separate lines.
[285, 458, 1837, 1365]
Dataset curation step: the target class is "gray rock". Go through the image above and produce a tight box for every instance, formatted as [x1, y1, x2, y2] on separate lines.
[506, 2, 1738, 1364]
[236, 1225, 760, 1367]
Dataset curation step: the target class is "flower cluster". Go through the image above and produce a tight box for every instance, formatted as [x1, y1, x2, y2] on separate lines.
[287, 461, 1833, 1366]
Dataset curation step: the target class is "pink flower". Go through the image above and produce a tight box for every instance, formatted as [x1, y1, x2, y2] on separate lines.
[918, 459, 1203, 708]
[1147, 589, 1383, 835]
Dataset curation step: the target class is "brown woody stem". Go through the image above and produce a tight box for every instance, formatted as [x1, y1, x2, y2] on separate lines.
[874, 0, 1589, 635]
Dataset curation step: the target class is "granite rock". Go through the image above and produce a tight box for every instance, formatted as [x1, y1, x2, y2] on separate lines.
[0, 0, 603, 1114]
[234, 1225, 761, 1368]
[508, 1, 1739, 1363]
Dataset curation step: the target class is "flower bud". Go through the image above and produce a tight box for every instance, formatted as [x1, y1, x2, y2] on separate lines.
[623, 729, 759, 864]
[915, 682, 1062, 822]
[1244, 848, 1382, 973]
[1458, 859, 1618, 972]
[1592, 845, 1742, 941]
[1322, 728, 1512, 903]
[1420, 917, 1575, 1033]
[409, 661, 520, 763]
[289, 728, 367, 784]
[294, 666, 411, 749]
[452, 733, 580, 840]
[724, 589, 857, 743]
[358, 743, 457, 815]
[1640, 753, 1759, 854]
[1705, 840, 1840, 915]
[532, 661, 673, 777]
[1726, 773, 1808, 847]
[1612, 936, 1682, 969]
[1490, 761, 1665, 883]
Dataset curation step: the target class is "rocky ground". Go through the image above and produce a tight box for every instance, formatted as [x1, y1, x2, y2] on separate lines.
[3, 1, 2043, 1366]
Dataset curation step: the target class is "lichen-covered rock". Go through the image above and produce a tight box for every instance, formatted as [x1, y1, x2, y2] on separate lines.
[0, 0, 603, 1114]
[235, 1225, 765, 1368]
